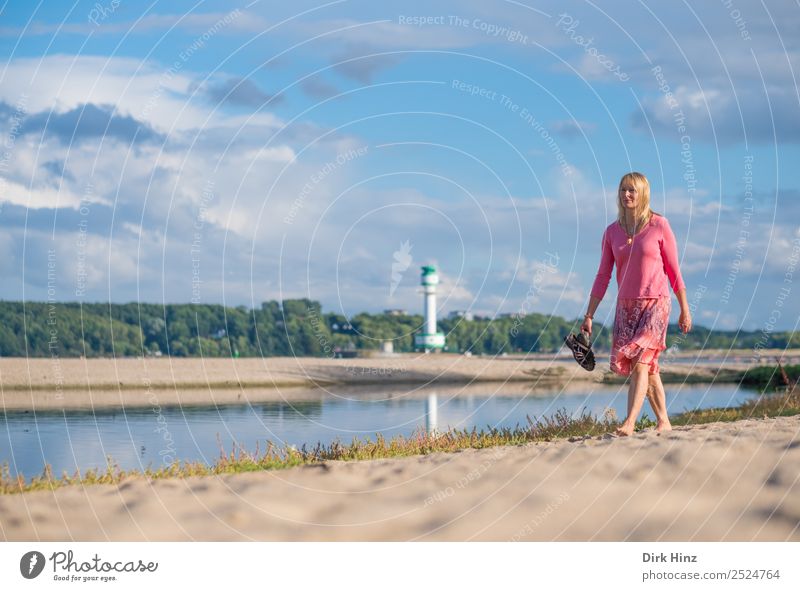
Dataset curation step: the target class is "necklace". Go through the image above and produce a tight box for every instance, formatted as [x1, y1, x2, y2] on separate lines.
[623, 217, 638, 245]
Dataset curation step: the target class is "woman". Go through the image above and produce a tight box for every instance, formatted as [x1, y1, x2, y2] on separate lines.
[581, 172, 692, 436]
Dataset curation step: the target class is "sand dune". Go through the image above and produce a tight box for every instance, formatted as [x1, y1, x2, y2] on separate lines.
[2, 415, 798, 541]
[0, 354, 601, 391]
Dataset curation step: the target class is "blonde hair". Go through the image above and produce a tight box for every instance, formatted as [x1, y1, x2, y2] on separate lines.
[617, 171, 657, 228]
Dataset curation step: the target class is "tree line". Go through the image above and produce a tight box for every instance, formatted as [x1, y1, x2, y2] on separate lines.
[0, 300, 796, 358]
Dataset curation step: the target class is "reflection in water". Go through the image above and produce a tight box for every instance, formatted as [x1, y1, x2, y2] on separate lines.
[425, 392, 438, 434]
[258, 401, 323, 420]
[0, 383, 758, 479]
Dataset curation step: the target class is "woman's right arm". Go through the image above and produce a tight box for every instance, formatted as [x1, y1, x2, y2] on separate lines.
[581, 296, 602, 334]
[583, 227, 614, 334]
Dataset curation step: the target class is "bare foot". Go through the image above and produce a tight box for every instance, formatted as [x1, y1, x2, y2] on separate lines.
[656, 421, 672, 434]
[615, 423, 634, 437]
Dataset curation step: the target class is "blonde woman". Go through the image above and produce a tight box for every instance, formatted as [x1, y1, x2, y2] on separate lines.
[582, 172, 692, 436]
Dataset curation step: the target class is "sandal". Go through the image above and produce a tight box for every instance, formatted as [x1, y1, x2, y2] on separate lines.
[564, 330, 596, 371]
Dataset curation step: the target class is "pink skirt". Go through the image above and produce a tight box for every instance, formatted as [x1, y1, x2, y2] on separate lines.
[610, 296, 671, 376]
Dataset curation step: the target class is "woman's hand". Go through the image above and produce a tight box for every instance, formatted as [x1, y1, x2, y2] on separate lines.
[678, 309, 692, 333]
[580, 316, 593, 336]
[582, 298, 601, 336]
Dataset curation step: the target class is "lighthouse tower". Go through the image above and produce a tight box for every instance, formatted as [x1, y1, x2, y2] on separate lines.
[414, 265, 446, 353]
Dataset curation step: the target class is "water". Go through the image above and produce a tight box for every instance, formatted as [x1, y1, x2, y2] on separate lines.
[1, 383, 758, 479]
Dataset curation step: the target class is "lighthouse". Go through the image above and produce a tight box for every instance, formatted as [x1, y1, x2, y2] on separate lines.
[414, 265, 446, 352]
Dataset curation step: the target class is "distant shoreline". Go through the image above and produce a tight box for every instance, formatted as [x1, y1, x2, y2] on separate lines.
[0, 351, 794, 411]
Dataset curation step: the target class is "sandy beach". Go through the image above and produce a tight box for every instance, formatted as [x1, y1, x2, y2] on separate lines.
[2, 350, 793, 410]
[2, 415, 797, 541]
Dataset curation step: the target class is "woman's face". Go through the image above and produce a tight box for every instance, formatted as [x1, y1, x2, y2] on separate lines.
[619, 182, 639, 211]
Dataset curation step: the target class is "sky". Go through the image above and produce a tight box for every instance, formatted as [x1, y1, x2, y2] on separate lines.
[0, 0, 798, 332]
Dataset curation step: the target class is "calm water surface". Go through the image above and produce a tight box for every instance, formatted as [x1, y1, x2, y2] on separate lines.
[1, 383, 759, 478]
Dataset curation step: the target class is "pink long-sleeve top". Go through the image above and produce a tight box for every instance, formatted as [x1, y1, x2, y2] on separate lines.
[590, 213, 686, 300]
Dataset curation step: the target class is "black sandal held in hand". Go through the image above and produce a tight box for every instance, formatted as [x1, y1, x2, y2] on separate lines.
[565, 330, 596, 371]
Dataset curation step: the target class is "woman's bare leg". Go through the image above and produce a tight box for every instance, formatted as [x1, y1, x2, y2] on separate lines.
[647, 373, 672, 433]
[616, 362, 650, 436]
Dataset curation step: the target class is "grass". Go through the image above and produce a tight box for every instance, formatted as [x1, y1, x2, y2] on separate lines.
[2, 410, 618, 495]
[739, 363, 800, 390]
[2, 381, 799, 496]
[672, 359, 800, 425]
[672, 385, 800, 425]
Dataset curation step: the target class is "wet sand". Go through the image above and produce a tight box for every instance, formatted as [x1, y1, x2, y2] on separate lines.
[0, 380, 609, 411]
[2, 415, 798, 541]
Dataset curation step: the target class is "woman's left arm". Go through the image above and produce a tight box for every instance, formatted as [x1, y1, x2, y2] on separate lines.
[660, 219, 692, 332]
[675, 288, 692, 332]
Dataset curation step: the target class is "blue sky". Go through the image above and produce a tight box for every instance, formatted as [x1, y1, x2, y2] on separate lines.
[0, 0, 798, 332]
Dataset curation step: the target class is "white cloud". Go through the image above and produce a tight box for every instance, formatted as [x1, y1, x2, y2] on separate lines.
[240, 146, 296, 163]
[0, 55, 285, 134]
[1, 175, 110, 210]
